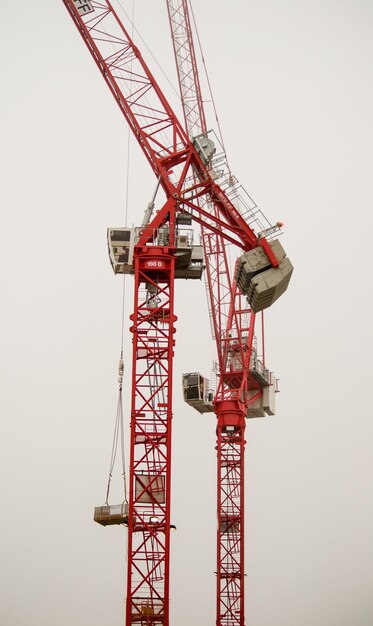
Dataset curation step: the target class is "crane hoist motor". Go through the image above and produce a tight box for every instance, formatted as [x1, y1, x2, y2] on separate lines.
[182, 350, 277, 418]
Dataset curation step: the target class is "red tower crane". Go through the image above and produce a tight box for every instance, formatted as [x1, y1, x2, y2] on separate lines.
[166, 3, 287, 624]
[62, 2, 293, 625]
[165, 3, 254, 623]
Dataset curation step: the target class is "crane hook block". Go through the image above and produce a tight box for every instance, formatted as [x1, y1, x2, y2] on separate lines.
[235, 239, 293, 312]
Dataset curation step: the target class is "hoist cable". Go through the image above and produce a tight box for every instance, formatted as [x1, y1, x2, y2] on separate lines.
[105, 377, 127, 504]
[119, 0, 134, 352]
[188, 0, 232, 177]
[105, 387, 122, 504]
[116, 0, 181, 102]
[118, 381, 127, 501]
[105, 0, 137, 506]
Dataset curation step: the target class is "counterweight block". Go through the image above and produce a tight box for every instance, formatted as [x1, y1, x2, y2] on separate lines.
[236, 239, 293, 312]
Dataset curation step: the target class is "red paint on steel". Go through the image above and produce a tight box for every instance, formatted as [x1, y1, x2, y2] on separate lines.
[215, 400, 246, 626]
[166, 2, 258, 624]
[62, 0, 258, 251]
[259, 237, 279, 267]
[167, 0, 207, 138]
[126, 240, 176, 625]
[61, 2, 270, 625]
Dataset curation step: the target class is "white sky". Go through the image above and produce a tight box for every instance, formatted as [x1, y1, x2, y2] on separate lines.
[1, 1, 373, 625]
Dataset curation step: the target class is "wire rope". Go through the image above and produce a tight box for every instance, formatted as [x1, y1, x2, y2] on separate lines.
[106, 385, 127, 503]
[116, 0, 181, 102]
[104, 0, 138, 507]
[188, 0, 232, 177]
[115, 0, 188, 169]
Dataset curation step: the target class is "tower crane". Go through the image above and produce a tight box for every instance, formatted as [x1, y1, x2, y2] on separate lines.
[165, 3, 276, 624]
[167, 3, 291, 624]
[62, 2, 293, 625]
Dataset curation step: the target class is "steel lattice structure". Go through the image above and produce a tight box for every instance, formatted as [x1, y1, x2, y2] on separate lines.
[166, 2, 254, 623]
[126, 249, 176, 624]
[62, 2, 290, 625]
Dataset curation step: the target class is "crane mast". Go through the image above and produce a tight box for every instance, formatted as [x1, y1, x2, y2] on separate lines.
[62, 2, 293, 625]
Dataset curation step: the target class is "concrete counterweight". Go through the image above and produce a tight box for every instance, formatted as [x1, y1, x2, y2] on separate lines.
[235, 239, 293, 312]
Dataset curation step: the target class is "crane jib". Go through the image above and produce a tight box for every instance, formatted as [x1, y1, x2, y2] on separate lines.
[73, 0, 94, 15]
[63, 3, 293, 626]
[65, 0, 261, 249]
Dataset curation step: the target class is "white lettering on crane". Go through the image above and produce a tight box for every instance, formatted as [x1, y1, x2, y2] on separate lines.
[215, 189, 239, 219]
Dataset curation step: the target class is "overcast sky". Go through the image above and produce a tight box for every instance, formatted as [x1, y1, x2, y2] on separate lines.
[1, 1, 373, 625]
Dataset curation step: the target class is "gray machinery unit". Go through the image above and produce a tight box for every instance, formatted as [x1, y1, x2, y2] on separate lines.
[183, 352, 276, 418]
[182, 372, 214, 414]
[107, 227, 135, 275]
[107, 227, 204, 279]
[236, 239, 293, 312]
